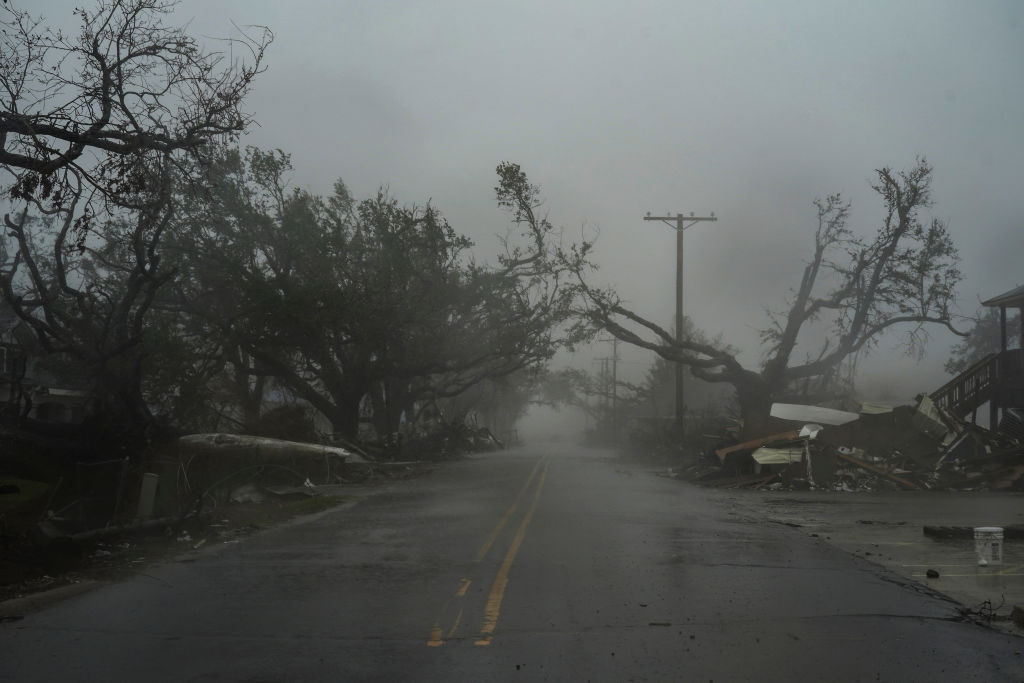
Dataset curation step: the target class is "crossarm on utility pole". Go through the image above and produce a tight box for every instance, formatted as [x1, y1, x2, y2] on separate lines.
[642, 212, 717, 433]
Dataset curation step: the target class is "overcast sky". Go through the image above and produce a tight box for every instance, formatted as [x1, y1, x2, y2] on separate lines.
[45, 1, 1024, 397]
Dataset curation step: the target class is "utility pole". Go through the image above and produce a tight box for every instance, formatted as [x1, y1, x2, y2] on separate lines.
[611, 338, 618, 439]
[643, 211, 717, 434]
[597, 337, 620, 443]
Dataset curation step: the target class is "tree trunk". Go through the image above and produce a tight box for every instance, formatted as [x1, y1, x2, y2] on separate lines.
[326, 400, 362, 442]
[733, 374, 780, 439]
[240, 379, 266, 432]
[369, 377, 414, 439]
[84, 354, 159, 452]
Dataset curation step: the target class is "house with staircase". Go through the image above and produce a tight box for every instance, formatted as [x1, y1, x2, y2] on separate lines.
[931, 285, 1024, 435]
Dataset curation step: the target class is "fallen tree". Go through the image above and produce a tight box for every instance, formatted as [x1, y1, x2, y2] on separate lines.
[541, 159, 966, 435]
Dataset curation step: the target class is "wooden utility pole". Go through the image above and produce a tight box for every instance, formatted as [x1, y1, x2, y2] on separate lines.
[594, 343, 620, 443]
[643, 211, 717, 433]
[596, 337, 620, 442]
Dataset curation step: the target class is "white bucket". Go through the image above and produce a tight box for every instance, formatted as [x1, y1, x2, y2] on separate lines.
[974, 526, 1004, 566]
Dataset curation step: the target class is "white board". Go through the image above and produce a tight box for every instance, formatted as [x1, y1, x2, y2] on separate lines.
[769, 403, 860, 426]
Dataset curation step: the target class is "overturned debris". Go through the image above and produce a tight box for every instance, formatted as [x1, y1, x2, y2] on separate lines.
[769, 403, 859, 426]
[700, 396, 1024, 492]
[715, 431, 800, 464]
[835, 451, 919, 490]
[177, 433, 367, 464]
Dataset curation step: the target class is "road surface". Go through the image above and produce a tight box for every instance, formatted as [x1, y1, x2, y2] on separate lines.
[3, 445, 1022, 681]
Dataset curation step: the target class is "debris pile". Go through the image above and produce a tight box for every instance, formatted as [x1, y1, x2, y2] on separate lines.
[701, 399, 1024, 492]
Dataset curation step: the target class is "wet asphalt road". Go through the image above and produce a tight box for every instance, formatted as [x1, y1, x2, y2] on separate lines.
[3, 445, 1024, 682]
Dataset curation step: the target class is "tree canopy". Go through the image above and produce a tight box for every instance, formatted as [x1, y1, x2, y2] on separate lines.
[0, 0, 270, 204]
[946, 307, 1021, 375]
[0, 1, 270, 446]
[157, 151, 584, 441]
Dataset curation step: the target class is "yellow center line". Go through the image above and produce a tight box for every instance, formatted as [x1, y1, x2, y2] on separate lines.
[475, 457, 546, 562]
[445, 608, 463, 639]
[996, 564, 1024, 576]
[475, 460, 549, 646]
[427, 457, 547, 647]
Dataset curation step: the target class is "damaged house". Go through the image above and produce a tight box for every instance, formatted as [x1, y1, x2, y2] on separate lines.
[0, 302, 88, 426]
[705, 286, 1024, 492]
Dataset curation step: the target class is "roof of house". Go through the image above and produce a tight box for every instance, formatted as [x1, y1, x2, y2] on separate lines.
[982, 285, 1024, 308]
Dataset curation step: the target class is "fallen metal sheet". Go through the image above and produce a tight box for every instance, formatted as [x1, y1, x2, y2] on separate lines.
[751, 447, 805, 465]
[770, 403, 860, 426]
[859, 402, 895, 415]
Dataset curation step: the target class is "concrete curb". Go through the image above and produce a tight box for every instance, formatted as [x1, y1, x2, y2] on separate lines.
[0, 580, 105, 620]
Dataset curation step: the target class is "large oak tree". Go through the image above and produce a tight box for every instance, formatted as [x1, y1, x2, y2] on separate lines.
[168, 152, 583, 440]
[0, 0, 269, 445]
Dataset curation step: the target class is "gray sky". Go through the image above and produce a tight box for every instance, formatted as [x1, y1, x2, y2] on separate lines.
[47, 1, 1024, 397]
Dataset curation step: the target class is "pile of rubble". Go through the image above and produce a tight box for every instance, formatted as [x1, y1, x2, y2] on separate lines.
[701, 399, 1024, 492]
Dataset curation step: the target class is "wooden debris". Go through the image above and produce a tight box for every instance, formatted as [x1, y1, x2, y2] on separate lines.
[836, 452, 920, 490]
[715, 431, 800, 463]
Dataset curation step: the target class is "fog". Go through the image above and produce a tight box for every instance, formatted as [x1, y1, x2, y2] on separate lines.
[518, 404, 590, 443]
[43, 0, 1024, 401]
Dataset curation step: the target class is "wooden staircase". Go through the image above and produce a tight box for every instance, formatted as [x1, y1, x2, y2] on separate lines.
[931, 353, 998, 417]
[931, 349, 1024, 423]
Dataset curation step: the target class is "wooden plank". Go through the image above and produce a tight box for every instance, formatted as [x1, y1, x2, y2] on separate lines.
[715, 430, 800, 462]
[836, 452, 920, 490]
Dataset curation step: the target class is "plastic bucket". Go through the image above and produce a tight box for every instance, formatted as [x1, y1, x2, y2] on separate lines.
[974, 526, 1004, 566]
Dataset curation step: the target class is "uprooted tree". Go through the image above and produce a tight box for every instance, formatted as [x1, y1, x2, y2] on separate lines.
[539, 158, 964, 436]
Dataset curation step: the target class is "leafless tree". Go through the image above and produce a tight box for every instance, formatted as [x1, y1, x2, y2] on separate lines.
[0, 0, 270, 206]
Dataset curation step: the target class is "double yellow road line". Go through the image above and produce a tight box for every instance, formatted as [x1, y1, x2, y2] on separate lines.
[428, 456, 549, 647]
